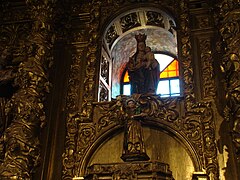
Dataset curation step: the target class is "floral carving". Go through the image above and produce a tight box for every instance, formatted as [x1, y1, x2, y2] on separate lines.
[0, 0, 55, 179]
[120, 12, 141, 33]
[216, 0, 240, 162]
[178, 0, 196, 110]
[62, 1, 220, 179]
[80, 1, 101, 122]
[185, 102, 218, 179]
[105, 25, 118, 47]
[62, 113, 79, 179]
[146, 11, 165, 28]
[86, 161, 173, 179]
[199, 38, 216, 99]
[77, 124, 96, 156]
[66, 47, 85, 111]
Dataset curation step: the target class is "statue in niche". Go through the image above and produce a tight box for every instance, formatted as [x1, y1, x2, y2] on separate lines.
[126, 33, 160, 94]
[121, 97, 149, 162]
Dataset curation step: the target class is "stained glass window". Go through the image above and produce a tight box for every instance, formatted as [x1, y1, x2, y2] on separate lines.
[122, 53, 180, 97]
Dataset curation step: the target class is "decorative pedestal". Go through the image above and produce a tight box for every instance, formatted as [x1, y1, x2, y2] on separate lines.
[121, 152, 150, 162]
[192, 172, 208, 180]
[85, 161, 174, 180]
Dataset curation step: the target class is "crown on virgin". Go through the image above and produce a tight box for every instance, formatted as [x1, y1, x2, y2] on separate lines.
[135, 33, 147, 42]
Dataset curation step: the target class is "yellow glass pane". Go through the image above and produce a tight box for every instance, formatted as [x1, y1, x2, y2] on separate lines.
[160, 59, 179, 78]
[160, 72, 168, 78]
[168, 63, 175, 70]
[123, 71, 130, 82]
[168, 71, 177, 77]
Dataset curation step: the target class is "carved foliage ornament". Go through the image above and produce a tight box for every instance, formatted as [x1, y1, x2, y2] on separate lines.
[178, 0, 196, 110]
[80, 1, 101, 121]
[146, 11, 165, 28]
[199, 38, 216, 99]
[66, 47, 86, 111]
[217, 2, 240, 160]
[70, 95, 218, 179]
[63, 1, 101, 179]
[62, 1, 219, 179]
[0, 0, 55, 179]
[120, 12, 141, 33]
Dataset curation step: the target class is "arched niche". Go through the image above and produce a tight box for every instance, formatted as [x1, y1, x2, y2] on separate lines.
[98, 6, 178, 100]
[77, 121, 203, 179]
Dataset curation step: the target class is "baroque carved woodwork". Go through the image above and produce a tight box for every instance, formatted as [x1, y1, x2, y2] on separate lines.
[216, 0, 240, 163]
[85, 161, 174, 179]
[62, 0, 220, 179]
[68, 94, 218, 179]
[0, 0, 56, 179]
[199, 38, 216, 100]
[0, 0, 228, 179]
[178, 0, 196, 111]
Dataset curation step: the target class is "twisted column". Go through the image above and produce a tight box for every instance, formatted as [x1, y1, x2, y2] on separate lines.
[216, 0, 240, 162]
[0, 0, 55, 179]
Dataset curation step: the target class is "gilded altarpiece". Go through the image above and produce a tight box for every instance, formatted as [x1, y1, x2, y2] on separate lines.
[62, 0, 220, 180]
[2, 0, 239, 179]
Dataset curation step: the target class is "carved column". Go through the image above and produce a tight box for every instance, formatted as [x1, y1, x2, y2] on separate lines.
[179, 1, 219, 179]
[62, 1, 102, 179]
[216, 0, 240, 173]
[0, 0, 55, 179]
[178, 0, 196, 111]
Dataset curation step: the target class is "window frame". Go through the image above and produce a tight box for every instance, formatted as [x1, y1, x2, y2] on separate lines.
[120, 52, 181, 97]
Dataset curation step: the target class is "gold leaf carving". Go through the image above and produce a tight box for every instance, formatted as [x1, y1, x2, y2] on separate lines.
[0, 0, 55, 179]
[217, 2, 240, 161]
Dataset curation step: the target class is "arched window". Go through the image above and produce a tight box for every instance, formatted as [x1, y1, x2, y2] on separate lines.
[121, 53, 180, 97]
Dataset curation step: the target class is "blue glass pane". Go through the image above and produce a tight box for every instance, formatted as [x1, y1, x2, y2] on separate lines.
[161, 94, 170, 97]
[171, 93, 180, 97]
[157, 80, 170, 95]
[123, 84, 131, 95]
[170, 79, 180, 94]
